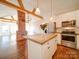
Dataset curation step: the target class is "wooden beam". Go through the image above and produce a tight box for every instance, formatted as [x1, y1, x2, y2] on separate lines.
[0, 18, 16, 22]
[0, 0, 43, 19]
[0, 17, 16, 21]
[17, 0, 24, 9]
[0, 17, 13, 20]
[0, 20, 16, 23]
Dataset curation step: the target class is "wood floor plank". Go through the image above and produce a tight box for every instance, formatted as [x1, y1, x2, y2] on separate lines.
[53, 45, 79, 59]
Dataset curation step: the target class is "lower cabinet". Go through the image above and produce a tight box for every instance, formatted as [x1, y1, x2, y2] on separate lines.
[76, 35, 79, 50]
[56, 34, 61, 44]
[42, 38, 57, 59]
[27, 37, 57, 59]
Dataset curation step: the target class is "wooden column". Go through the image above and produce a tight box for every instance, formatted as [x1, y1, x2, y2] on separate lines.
[16, 11, 28, 59]
[17, 10, 26, 40]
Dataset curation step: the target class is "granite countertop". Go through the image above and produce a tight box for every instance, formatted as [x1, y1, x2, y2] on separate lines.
[24, 33, 58, 45]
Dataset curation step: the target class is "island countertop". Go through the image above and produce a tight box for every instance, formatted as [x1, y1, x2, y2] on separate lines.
[24, 33, 58, 45]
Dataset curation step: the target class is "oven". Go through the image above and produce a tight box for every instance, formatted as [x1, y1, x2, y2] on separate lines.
[61, 20, 76, 48]
[61, 31, 75, 42]
[61, 31, 76, 48]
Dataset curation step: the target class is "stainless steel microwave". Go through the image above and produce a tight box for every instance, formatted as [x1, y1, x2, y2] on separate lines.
[62, 20, 76, 27]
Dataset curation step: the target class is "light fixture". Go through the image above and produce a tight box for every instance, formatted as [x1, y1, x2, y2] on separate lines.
[50, 0, 53, 21]
[35, 8, 40, 14]
[32, 0, 36, 12]
[35, 0, 40, 14]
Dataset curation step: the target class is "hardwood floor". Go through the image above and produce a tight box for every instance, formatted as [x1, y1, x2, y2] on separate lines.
[0, 34, 28, 59]
[0, 35, 79, 59]
[53, 45, 79, 59]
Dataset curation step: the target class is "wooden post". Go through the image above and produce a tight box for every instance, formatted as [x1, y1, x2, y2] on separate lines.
[16, 11, 28, 59]
[17, 10, 26, 40]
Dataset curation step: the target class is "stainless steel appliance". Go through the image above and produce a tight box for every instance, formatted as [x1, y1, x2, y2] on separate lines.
[61, 31, 76, 48]
[61, 31, 75, 42]
[62, 20, 76, 27]
[61, 20, 76, 48]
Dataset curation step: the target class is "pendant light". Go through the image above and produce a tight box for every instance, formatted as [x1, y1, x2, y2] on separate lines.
[32, 0, 36, 13]
[50, 0, 53, 21]
[35, 0, 40, 15]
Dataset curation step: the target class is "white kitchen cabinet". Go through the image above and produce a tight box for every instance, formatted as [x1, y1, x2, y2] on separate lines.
[75, 11, 79, 50]
[76, 35, 79, 50]
[42, 37, 57, 59]
[27, 37, 57, 59]
[56, 33, 61, 44]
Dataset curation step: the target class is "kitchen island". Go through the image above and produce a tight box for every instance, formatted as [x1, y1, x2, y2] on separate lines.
[24, 33, 58, 59]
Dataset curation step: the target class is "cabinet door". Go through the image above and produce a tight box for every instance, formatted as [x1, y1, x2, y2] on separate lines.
[56, 34, 61, 44]
[28, 40, 42, 59]
[42, 38, 57, 59]
[42, 42, 50, 59]
[48, 38, 57, 58]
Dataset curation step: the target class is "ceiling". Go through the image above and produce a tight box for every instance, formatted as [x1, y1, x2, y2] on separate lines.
[0, 0, 79, 20]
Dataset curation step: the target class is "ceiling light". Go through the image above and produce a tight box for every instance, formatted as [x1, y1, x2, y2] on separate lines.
[34, 0, 40, 15]
[35, 8, 40, 14]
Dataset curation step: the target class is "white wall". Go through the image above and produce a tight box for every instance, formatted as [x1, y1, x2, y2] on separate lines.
[56, 10, 79, 27]
[26, 15, 45, 35]
[26, 14, 57, 35]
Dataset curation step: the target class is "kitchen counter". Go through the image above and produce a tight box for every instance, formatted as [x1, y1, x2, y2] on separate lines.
[24, 33, 58, 45]
[26, 33, 58, 59]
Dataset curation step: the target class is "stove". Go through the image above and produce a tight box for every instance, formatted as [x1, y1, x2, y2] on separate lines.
[61, 31, 76, 48]
[61, 31, 75, 42]
[61, 20, 76, 48]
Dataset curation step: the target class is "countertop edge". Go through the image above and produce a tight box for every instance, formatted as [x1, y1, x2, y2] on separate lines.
[25, 33, 58, 45]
